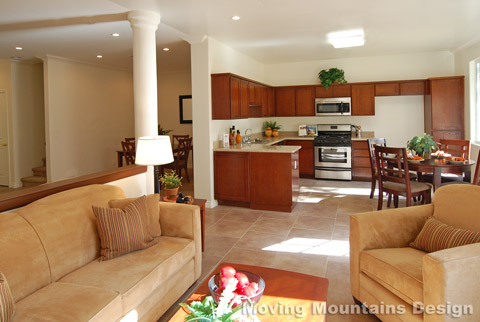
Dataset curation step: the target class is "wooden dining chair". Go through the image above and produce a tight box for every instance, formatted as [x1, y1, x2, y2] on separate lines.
[439, 139, 470, 159]
[172, 134, 190, 147]
[124, 137, 135, 143]
[374, 146, 432, 210]
[441, 149, 480, 187]
[367, 138, 387, 199]
[162, 137, 192, 182]
[121, 141, 136, 165]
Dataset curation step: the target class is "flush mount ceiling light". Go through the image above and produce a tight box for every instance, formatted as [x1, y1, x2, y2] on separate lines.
[96, 55, 103, 59]
[232, 15, 240, 20]
[15, 46, 22, 50]
[328, 29, 365, 48]
[111, 33, 120, 37]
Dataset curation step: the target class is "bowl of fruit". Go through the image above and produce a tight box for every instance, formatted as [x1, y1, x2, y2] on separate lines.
[208, 265, 265, 307]
[407, 155, 424, 163]
[446, 156, 466, 165]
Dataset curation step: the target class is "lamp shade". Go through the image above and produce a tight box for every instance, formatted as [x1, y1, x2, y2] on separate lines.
[135, 136, 174, 166]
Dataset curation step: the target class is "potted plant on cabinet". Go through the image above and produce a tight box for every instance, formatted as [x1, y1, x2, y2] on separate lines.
[160, 171, 182, 200]
[318, 68, 347, 89]
[407, 133, 438, 159]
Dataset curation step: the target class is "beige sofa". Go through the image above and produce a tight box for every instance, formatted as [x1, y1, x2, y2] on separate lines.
[0, 184, 202, 322]
[350, 184, 480, 322]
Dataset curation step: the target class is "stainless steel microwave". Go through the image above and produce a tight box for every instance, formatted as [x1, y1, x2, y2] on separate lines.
[315, 97, 351, 116]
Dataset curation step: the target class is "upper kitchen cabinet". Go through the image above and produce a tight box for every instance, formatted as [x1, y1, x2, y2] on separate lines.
[315, 84, 351, 98]
[212, 74, 248, 119]
[275, 87, 296, 116]
[295, 86, 315, 116]
[262, 86, 275, 117]
[351, 84, 375, 115]
[248, 82, 263, 106]
[424, 76, 464, 141]
[374, 80, 425, 96]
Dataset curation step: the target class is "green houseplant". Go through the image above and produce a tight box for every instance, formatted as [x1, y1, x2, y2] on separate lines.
[407, 133, 438, 158]
[318, 68, 347, 89]
[160, 171, 182, 199]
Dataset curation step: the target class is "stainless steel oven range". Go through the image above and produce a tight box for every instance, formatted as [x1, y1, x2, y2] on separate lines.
[314, 124, 352, 181]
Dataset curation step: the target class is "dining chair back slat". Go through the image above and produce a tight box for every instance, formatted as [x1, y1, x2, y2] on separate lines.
[367, 138, 387, 199]
[439, 139, 470, 160]
[121, 141, 136, 165]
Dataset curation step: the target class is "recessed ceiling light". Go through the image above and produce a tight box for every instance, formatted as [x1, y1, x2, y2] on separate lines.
[232, 16, 240, 21]
[15, 46, 22, 50]
[111, 33, 120, 37]
[163, 48, 170, 51]
[96, 55, 103, 59]
[328, 29, 365, 48]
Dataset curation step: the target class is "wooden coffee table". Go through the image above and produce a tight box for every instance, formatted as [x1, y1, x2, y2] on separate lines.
[167, 263, 329, 322]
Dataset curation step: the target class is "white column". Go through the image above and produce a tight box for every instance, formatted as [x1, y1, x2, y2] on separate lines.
[128, 10, 160, 194]
[128, 10, 160, 139]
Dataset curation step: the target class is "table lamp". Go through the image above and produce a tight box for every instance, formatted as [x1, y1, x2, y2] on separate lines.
[135, 136, 174, 194]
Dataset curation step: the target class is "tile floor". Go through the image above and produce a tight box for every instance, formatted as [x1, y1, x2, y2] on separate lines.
[159, 178, 420, 321]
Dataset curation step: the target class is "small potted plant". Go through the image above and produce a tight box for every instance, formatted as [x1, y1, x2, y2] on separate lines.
[318, 68, 347, 89]
[158, 124, 172, 135]
[407, 133, 438, 159]
[264, 121, 281, 137]
[160, 171, 182, 199]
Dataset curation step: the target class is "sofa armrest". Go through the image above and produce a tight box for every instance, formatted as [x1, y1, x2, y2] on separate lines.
[423, 243, 480, 322]
[350, 204, 433, 298]
[159, 202, 202, 280]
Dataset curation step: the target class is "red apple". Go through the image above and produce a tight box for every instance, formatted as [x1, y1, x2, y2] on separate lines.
[220, 276, 238, 289]
[249, 282, 259, 292]
[235, 272, 249, 289]
[220, 266, 236, 278]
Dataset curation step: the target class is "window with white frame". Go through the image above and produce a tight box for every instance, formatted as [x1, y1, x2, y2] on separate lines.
[476, 59, 480, 142]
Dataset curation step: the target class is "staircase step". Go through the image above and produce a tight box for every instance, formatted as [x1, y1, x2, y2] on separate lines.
[21, 176, 47, 187]
[32, 166, 47, 177]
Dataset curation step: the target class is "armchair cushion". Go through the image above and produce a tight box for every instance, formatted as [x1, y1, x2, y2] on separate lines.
[360, 247, 426, 307]
[410, 217, 480, 253]
[0, 272, 15, 322]
[93, 196, 157, 261]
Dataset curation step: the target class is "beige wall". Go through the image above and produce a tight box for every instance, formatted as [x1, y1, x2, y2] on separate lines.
[43, 55, 134, 182]
[0, 60, 14, 187]
[10, 61, 45, 187]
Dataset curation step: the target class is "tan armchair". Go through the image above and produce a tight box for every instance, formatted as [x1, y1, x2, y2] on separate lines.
[350, 184, 480, 322]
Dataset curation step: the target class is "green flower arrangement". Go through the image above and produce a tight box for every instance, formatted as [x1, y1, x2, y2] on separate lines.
[407, 133, 438, 158]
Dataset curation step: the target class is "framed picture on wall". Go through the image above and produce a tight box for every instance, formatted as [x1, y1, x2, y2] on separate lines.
[179, 95, 192, 124]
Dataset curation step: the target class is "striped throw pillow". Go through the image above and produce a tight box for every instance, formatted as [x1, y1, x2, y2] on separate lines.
[0, 272, 15, 322]
[93, 195, 158, 261]
[410, 217, 480, 253]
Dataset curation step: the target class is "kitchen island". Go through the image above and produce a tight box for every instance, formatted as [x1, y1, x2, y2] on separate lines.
[213, 140, 301, 212]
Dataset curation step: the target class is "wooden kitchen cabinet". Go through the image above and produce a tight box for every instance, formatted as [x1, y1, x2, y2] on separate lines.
[262, 86, 275, 117]
[400, 80, 425, 95]
[214, 151, 299, 212]
[351, 84, 375, 115]
[315, 84, 351, 97]
[424, 76, 464, 141]
[275, 87, 296, 116]
[295, 87, 315, 116]
[212, 74, 249, 119]
[285, 140, 314, 178]
[375, 82, 400, 96]
[352, 140, 371, 181]
[214, 152, 250, 203]
[248, 82, 263, 106]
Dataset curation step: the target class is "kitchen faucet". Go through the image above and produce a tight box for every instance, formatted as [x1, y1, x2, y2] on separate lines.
[244, 128, 253, 143]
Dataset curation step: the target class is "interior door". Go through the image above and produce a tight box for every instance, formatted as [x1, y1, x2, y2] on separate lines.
[0, 92, 9, 186]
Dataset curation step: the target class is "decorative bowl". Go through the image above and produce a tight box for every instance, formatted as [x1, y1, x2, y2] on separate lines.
[208, 270, 265, 306]
[447, 160, 465, 165]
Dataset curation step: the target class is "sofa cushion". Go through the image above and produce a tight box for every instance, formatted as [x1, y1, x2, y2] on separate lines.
[109, 194, 161, 237]
[410, 217, 480, 253]
[59, 236, 195, 314]
[12, 282, 122, 322]
[93, 195, 158, 261]
[433, 185, 480, 231]
[360, 247, 426, 307]
[0, 213, 50, 302]
[0, 272, 15, 322]
[16, 185, 126, 282]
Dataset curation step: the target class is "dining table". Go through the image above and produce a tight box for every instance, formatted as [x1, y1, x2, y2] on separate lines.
[407, 158, 476, 191]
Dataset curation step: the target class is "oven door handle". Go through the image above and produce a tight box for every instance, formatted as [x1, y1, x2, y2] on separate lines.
[315, 166, 352, 171]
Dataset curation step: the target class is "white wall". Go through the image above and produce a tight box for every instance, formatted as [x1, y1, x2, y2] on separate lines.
[10, 61, 46, 187]
[107, 172, 148, 198]
[43, 55, 134, 182]
[157, 69, 193, 166]
[454, 40, 480, 142]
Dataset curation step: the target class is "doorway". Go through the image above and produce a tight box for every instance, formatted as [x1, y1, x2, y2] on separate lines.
[0, 91, 9, 186]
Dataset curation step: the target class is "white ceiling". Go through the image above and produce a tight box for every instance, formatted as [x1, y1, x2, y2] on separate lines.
[1, 0, 479, 71]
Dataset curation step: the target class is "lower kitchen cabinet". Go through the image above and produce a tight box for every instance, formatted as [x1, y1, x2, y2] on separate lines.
[352, 140, 372, 181]
[214, 151, 299, 212]
[285, 140, 314, 178]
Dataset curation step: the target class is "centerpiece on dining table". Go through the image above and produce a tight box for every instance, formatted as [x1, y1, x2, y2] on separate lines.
[406, 133, 438, 161]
